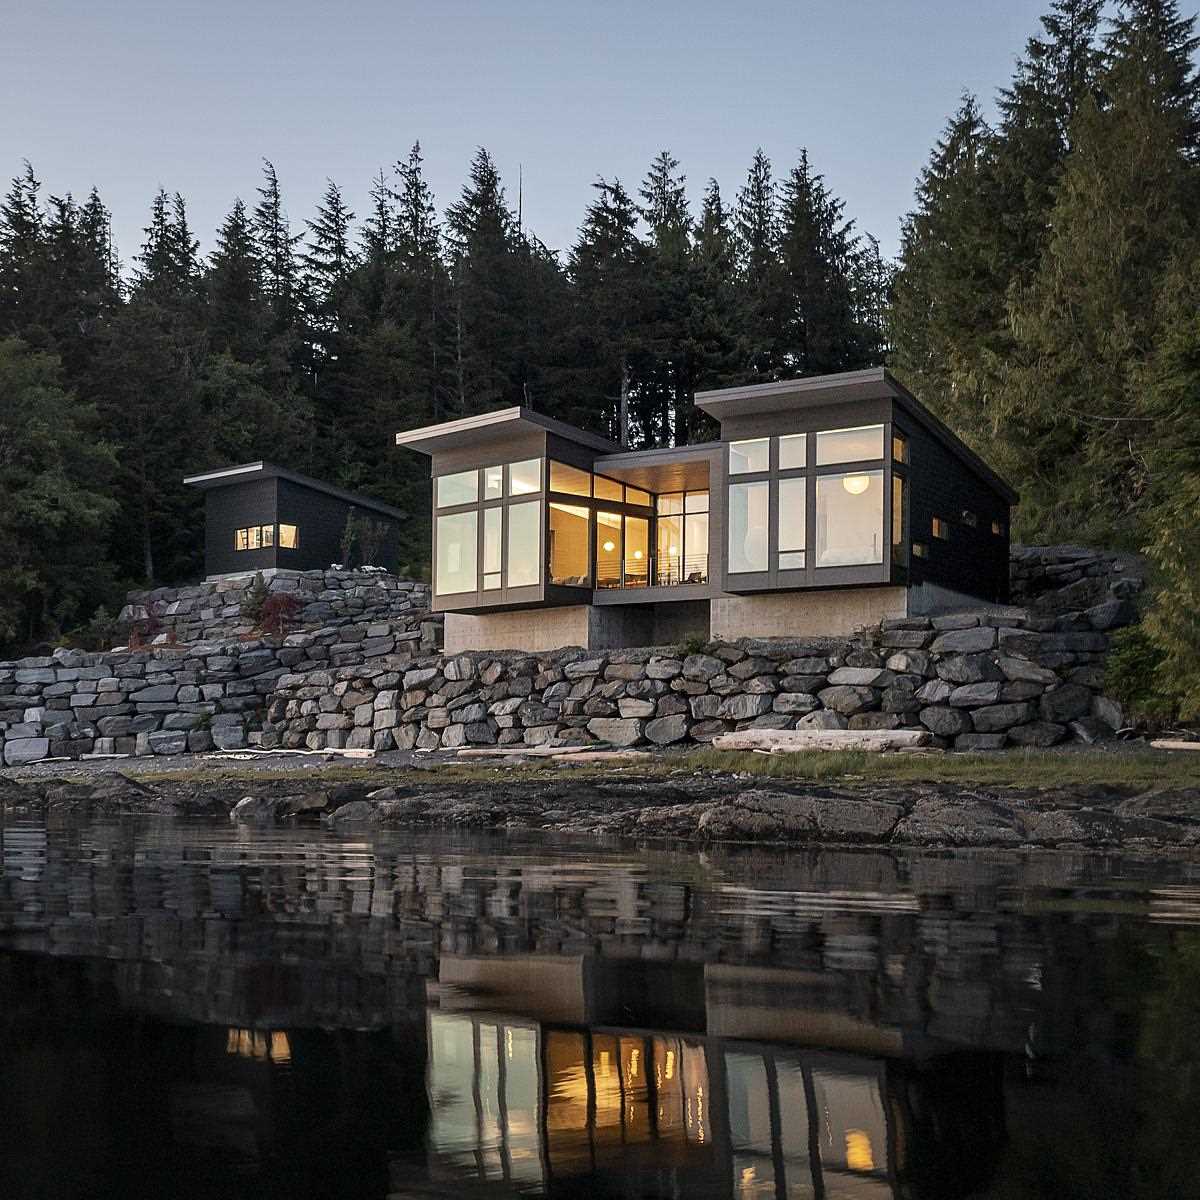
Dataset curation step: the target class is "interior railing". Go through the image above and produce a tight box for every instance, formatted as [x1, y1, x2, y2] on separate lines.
[595, 554, 708, 590]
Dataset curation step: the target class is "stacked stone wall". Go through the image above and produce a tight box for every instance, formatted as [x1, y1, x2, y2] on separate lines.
[1009, 544, 1144, 615]
[121, 569, 433, 645]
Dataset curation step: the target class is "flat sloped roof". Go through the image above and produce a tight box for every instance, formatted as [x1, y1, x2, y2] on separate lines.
[395, 407, 619, 455]
[696, 367, 1018, 504]
[182, 462, 406, 521]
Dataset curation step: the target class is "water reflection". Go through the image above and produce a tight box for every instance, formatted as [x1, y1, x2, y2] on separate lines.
[0, 815, 1198, 1198]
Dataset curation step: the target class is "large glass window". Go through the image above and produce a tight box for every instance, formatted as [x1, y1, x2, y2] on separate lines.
[235, 525, 275, 551]
[506, 501, 541, 587]
[625, 516, 649, 587]
[596, 512, 623, 588]
[728, 481, 769, 574]
[816, 470, 884, 566]
[815, 424, 885, 466]
[892, 475, 906, 565]
[483, 507, 502, 589]
[278, 524, 298, 549]
[437, 470, 478, 508]
[549, 461, 591, 497]
[778, 477, 806, 570]
[779, 433, 807, 469]
[508, 458, 541, 496]
[549, 503, 590, 586]
[729, 438, 769, 475]
[626, 486, 652, 507]
[657, 491, 708, 584]
[593, 474, 623, 502]
[436, 511, 478, 594]
[483, 464, 504, 499]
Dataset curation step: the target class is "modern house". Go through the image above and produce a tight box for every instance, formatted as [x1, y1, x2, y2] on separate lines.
[183, 461, 405, 579]
[395, 368, 1017, 652]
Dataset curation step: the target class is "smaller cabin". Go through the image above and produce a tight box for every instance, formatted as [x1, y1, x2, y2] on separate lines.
[183, 462, 405, 579]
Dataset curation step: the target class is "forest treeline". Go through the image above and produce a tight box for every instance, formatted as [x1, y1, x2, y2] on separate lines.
[2, 0, 1199, 714]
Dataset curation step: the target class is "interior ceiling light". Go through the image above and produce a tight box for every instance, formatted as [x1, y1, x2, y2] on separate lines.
[843, 475, 871, 495]
[602, 540, 615, 553]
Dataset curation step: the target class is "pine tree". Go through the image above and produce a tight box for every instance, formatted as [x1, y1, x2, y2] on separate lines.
[776, 149, 863, 375]
[359, 167, 397, 265]
[0, 162, 45, 338]
[207, 198, 264, 360]
[252, 160, 302, 325]
[734, 148, 781, 378]
[689, 178, 742, 408]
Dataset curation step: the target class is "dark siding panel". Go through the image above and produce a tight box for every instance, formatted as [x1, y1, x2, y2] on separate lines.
[205, 479, 278, 576]
[276, 479, 404, 573]
[904, 422, 1010, 603]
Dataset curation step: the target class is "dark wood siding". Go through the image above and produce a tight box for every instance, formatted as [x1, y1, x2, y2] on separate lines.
[276, 479, 402, 573]
[903, 420, 1011, 603]
[205, 478, 278, 576]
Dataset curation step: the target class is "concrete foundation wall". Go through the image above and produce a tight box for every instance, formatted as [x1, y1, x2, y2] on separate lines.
[446, 600, 711, 653]
[710, 587, 909, 640]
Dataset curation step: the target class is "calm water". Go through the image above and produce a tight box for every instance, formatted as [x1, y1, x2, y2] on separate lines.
[2, 815, 1200, 1199]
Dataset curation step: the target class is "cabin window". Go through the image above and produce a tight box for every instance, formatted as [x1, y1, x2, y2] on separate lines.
[778, 433, 807, 470]
[508, 459, 542, 496]
[932, 516, 950, 540]
[483, 464, 504, 499]
[892, 432, 909, 463]
[436, 470, 478, 508]
[436, 511, 478, 594]
[482, 508, 502, 589]
[234, 525, 274, 551]
[656, 491, 708, 585]
[549, 460, 592, 497]
[596, 511, 623, 587]
[728, 480, 769, 573]
[626, 486, 652, 507]
[816, 471, 884, 567]
[278, 524, 298, 550]
[548, 503, 590, 586]
[505, 501, 541, 587]
[729, 438, 769, 475]
[892, 476, 906, 564]
[815, 424, 885, 466]
[992, 520, 1005, 537]
[777, 477, 806, 570]
[625, 516, 649, 586]
[593, 474, 624, 502]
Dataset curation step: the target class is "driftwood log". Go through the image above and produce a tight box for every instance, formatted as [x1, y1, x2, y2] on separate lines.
[710, 729, 931, 753]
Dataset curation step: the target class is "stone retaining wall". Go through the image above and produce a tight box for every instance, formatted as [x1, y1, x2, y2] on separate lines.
[1009, 544, 1144, 615]
[0, 613, 440, 765]
[262, 598, 1127, 756]
[121, 569, 433, 644]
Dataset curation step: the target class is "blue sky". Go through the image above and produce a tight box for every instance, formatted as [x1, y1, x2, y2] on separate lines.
[3, 0, 1058, 267]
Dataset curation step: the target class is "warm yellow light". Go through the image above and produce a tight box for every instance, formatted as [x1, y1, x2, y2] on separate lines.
[669, 545, 679, 556]
[633, 549, 643, 560]
[602, 540, 615, 552]
[846, 1129, 875, 1171]
[843, 475, 871, 495]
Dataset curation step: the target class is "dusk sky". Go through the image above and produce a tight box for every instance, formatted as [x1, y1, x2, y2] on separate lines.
[5, 0, 1058, 267]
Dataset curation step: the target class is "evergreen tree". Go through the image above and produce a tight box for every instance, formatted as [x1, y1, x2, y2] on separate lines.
[0, 162, 45, 340]
[734, 148, 779, 377]
[252, 160, 302, 326]
[207, 198, 265, 360]
[688, 178, 742, 410]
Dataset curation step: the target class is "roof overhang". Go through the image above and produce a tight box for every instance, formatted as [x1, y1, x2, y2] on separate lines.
[183, 461, 406, 520]
[696, 368, 1018, 505]
[593, 443, 719, 492]
[395, 407, 619, 456]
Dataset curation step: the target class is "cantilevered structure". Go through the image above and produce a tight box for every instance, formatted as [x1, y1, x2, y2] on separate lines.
[395, 369, 1017, 652]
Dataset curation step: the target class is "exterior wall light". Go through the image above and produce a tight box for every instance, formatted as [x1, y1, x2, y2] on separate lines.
[843, 475, 871, 495]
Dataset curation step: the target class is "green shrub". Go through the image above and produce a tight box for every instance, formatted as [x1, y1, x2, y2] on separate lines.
[678, 633, 710, 657]
[240, 572, 269, 624]
[1104, 624, 1181, 727]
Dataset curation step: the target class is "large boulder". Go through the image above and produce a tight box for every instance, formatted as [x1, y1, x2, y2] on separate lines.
[645, 714, 689, 745]
[3, 737, 49, 765]
[817, 685, 875, 716]
[585, 717, 645, 747]
[1039, 684, 1093, 724]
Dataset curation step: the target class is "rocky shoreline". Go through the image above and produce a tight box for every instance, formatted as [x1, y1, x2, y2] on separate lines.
[3, 763, 1198, 853]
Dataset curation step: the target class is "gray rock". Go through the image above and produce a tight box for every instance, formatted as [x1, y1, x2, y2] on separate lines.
[585, 717, 645, 747]
[717, 693, 774, 720]
[698, 789, 903, 843]
[848, 712, 901, 730]
[948, 682, 1003, 708]
[645, 657, 682, 680]
[930, 626, 997, 653]
[211, 724, 246, 751]
[773, 692, 819, 715]
[997, 657, 1058, 684]
[1092, 695, 1124, 730]
[682, 653, 725, 681]
[148, 730, 187, 755]
[826, 666, 892, 687]
[886, 650, 932, 676]
[936, 654, 1003, 684]
[919, 706, 971, 737]
[689, 695, 721, 719]
[893, 795, 1023, 846]
[970, 702, 1033, 733]
[915, 679, 954, 704]
[618, 697, 656, 718]
[231, 795, 279, 823]
[443, 655, 476, 682]
[162, 712, 204, 731]
[328, 800, 375, 824]
[1069, 717, 1112, 745]
[564, 657, 606, 679]
[817, 685, 876, 716]
[130, 684, 180, 703]
[1007, 721, 1067, 747]
[3, 737, 49, 765]
[797, 710, 848, 730]
[954, 733, 1008, 751]
[1039, 684, 1093, 723]
[645, 714, 689, 745]
[1085, 597, 1134, 631]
